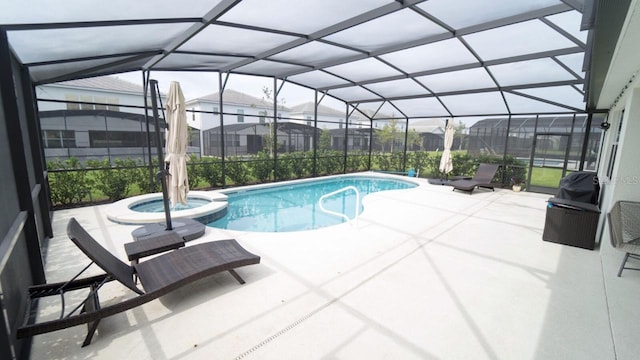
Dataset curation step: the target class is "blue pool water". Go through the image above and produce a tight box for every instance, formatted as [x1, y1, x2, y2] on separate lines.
[207, 176, 416, 232]
[131, 198, 211, 212]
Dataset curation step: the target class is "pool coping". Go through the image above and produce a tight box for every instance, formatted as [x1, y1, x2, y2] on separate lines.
[105, 190, 228, 225]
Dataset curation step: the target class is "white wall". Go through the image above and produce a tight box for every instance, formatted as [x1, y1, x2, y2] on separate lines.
[604, 88, 640, 204]
[596, 84, 640, 246]
[186, 100, 290, 131]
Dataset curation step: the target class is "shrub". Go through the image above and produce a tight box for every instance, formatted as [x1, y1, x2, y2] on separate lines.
[375, 153, 392, 171]
[225, 157, 249, 185]
[288, 153, 311, 179]
[86, 158, 136, 201]
[275, 155, 292, 180]
[407, 151, 430, 177]
[251, 151, 273, 182]
[389, 152, 404, 172]
[187, 154, 203, 190]
[346, 152, 367, 172]
[421, 152, 442, 178]
[451, 152, 476, 177]
[134, 158, 159, 194]
[374, 152, 405, 173]
[317, 151, 343, 175]
[47, 157, 91, 206]
[200, 157, 223, 188]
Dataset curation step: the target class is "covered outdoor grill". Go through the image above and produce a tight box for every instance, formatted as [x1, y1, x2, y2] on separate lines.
[542, 172, 601, 250]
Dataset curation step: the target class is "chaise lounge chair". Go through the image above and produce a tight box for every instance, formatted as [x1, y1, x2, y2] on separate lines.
[451, 163, 500, 194]
[608, 200, 640, 277]
[17, 217, 260, 346]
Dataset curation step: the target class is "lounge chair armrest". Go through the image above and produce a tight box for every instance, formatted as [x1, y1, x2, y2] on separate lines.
[27, 274, 112, 297]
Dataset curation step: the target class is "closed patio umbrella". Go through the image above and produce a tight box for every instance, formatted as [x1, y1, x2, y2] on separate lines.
[439, 120, 454, 174]
[131, 79, 205, 241]
[165, 81, 189, 207]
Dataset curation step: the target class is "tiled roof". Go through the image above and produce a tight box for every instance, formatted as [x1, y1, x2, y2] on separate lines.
[190, 89, 287, 110]
[54, 76, 144, 94]
[289, 102, 345, 117]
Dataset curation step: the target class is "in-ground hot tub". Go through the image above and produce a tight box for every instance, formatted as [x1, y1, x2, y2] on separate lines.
[105, 191, 228, 225]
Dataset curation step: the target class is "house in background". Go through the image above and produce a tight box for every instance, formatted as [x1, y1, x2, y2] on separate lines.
[408, 119, 447, 151]
[35, 77, 462, 162]
[186, 89, 288, 128]
[328, 128, 371, 152]
[288, 102, 365, 128]
[189, 93, 373, 156]
[289, 102, 368, 152]
[35, 77, 199, 163]
[202, 123, 288, 157]
[39, 109, 165, 163]
[36, 76, 151, 114]
[186, 89, 288, 156]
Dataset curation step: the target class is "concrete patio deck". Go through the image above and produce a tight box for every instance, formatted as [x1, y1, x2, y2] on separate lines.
[30, 177, 640, 359]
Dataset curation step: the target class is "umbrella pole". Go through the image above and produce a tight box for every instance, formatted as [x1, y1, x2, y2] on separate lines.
[149, 79, 173, 230]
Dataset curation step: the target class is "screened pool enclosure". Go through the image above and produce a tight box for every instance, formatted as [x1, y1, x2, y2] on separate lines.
[4, 0, 602, 197]
[4, 1, 628, 358]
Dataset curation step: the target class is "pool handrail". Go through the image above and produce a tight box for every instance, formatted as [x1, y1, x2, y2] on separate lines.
[318, 186, 360, 226]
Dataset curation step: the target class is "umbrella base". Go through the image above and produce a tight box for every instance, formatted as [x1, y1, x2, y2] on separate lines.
[428, 176, 473, 186]
[428, 178, 451, 186]
[132, 218, 206, 242]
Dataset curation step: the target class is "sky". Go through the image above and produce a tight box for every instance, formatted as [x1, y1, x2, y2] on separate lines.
[114, 70, 340, 109]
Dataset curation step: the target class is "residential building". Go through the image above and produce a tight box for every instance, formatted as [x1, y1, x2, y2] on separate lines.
[35, 77, 200, 163]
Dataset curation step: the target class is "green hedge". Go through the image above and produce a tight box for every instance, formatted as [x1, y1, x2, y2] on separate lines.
[86, 158, 137, 201]
[47, 158, 92, 206]
[46, 151, 530, 207]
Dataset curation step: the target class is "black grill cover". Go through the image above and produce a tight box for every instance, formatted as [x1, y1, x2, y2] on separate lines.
[556, 171, 599, 205]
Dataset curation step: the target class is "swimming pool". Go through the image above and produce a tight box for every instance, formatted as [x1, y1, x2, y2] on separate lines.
[207, 175, 417, 232]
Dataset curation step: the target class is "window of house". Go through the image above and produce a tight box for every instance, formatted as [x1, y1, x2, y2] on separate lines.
[61, 130, 76, 148]
[210, 132, 220, 146]
[80, 95, 93, 110]
[94, 96, 107, 110]
[42, 130, 75, 148]
[259, 111, 267, 124]
[339, 119, 344, 129]
[65, 94, 80, 110]
[225, 134, 240, 146]
[106, 97, 120, 111]
[107, 131, 144, 147]
[89, 131, 109, 147]
[237, 109, 244, 123]
[333, 137, 343, 147]
[213, 106, 219, 114]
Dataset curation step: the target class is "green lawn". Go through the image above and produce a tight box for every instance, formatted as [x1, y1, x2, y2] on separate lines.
[529, 167, 570, 188]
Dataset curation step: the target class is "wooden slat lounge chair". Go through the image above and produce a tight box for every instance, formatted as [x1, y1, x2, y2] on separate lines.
[17, 217, 260, 346]
[451, 163, 500, 194]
